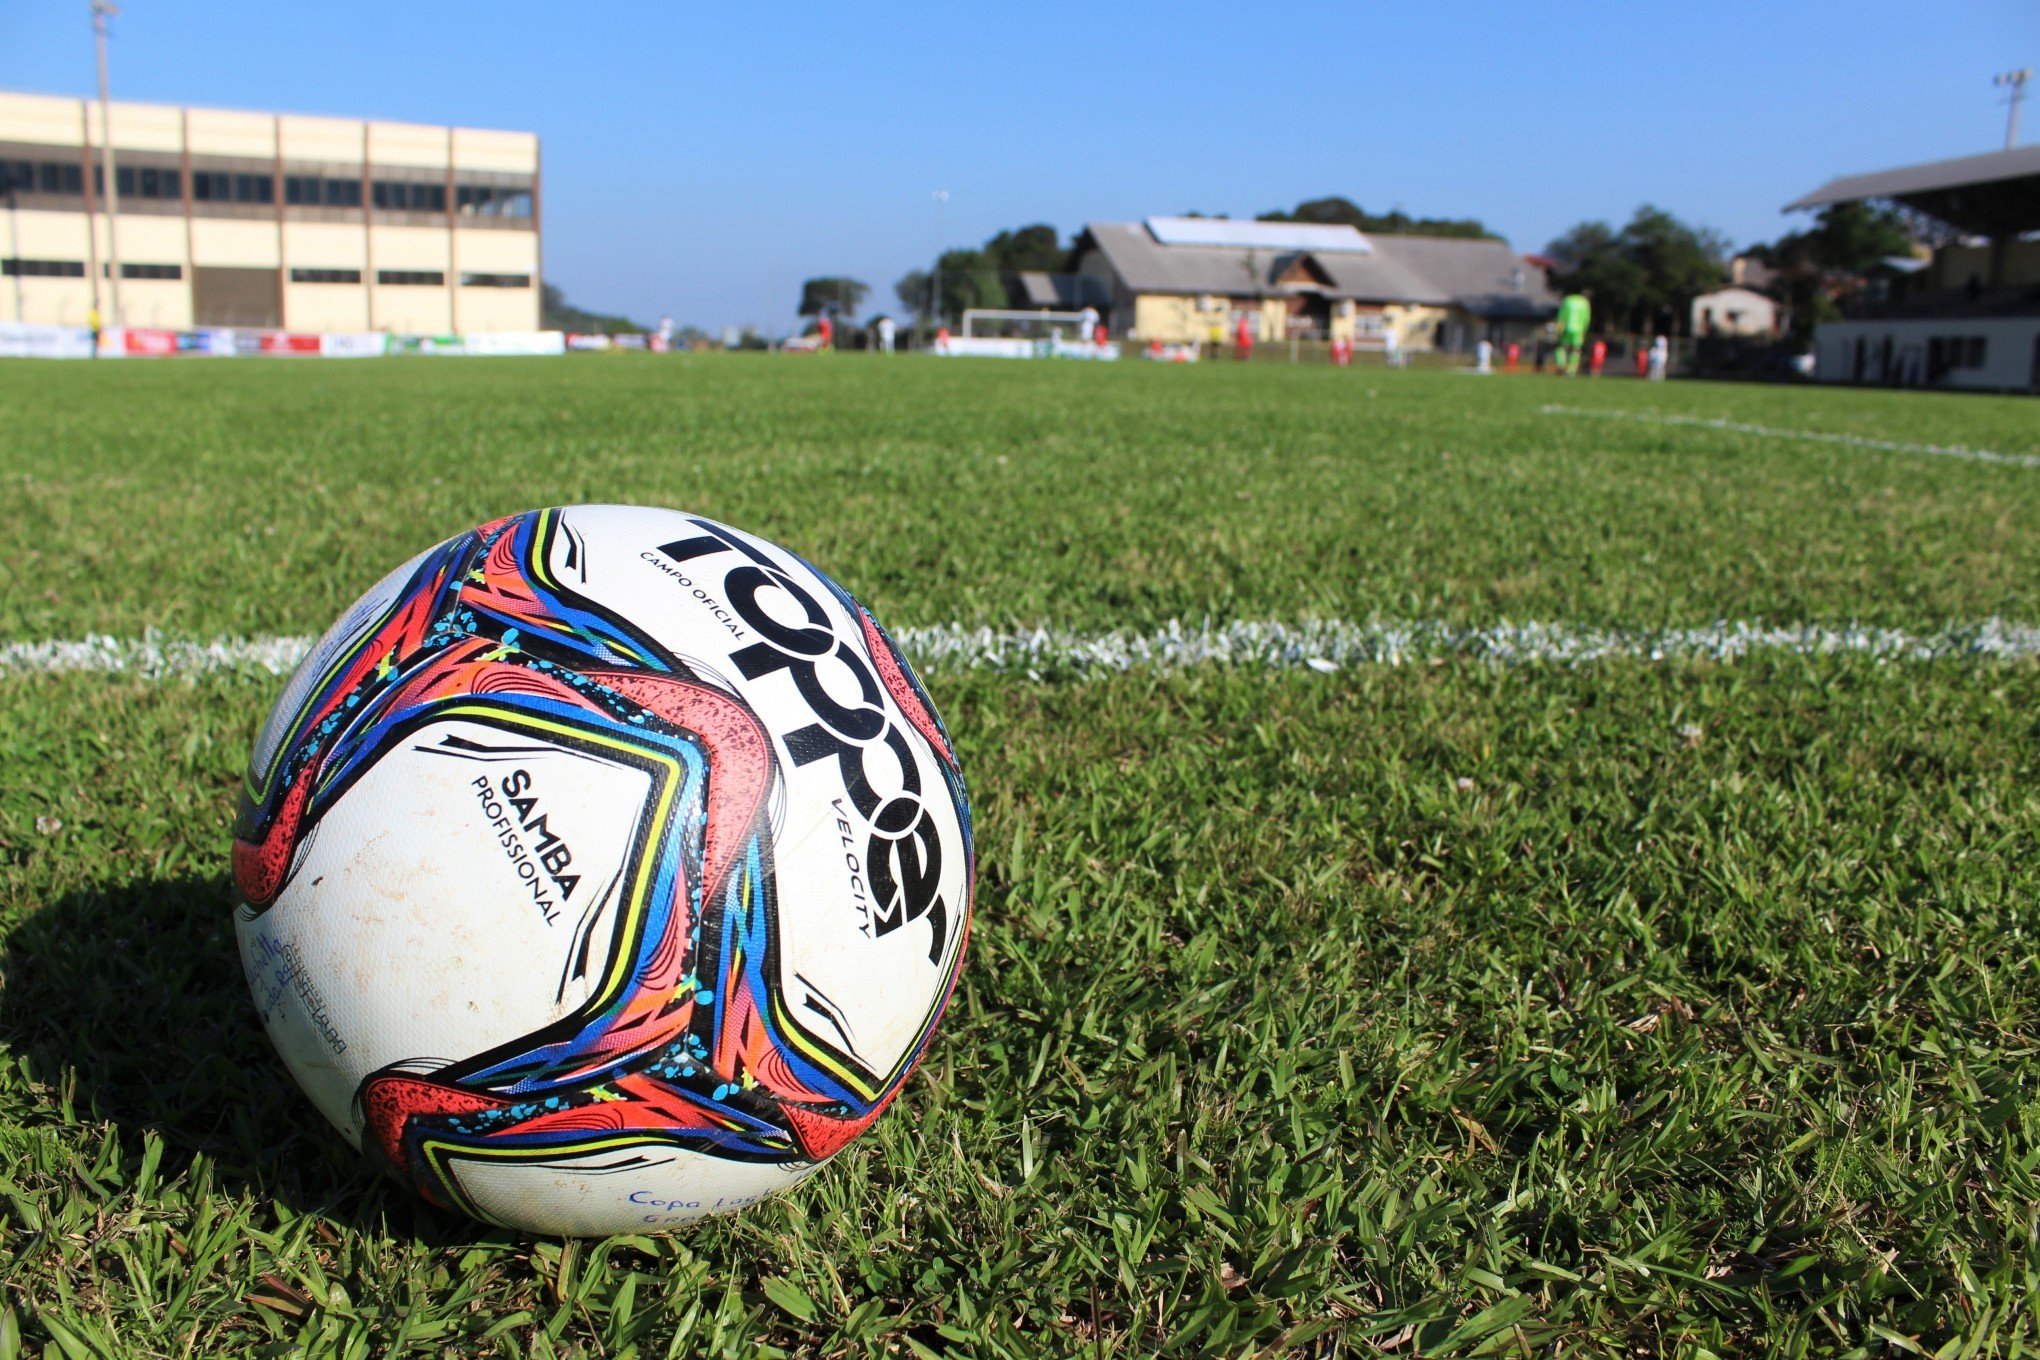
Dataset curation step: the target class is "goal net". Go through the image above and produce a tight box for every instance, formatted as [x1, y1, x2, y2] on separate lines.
[960, 309, 1096, 340]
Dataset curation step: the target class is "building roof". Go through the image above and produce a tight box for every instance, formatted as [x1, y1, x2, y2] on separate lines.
[1077, 220, 1555, 316]
[1013, 271, 1110, 308]
[1783, 144, 2040, 236]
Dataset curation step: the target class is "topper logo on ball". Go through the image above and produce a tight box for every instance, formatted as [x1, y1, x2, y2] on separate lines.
[658, 520, 952, 964]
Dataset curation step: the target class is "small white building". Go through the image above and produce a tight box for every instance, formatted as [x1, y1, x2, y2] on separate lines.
[1691, 286, 1778, 337]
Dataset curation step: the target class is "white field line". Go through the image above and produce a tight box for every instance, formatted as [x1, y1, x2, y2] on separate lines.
[5, 618, 2040, 682]
[1539, 404, 2040, 470]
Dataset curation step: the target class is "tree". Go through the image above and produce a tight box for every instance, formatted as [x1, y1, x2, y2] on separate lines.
[1752, 202, 1912, 277]
[895, 224, 1074, 329]
[540, 282, 646, 334]
[894, 269, 932, 323]
[1545, 205, 1728, 334]
[797, 277, 869, 320]
[1258, 195, 1492, 239]
[1264, 195, 1367, 227]
[982, 224, 1064, 272]
[1746, 203, 1914, 342]
[932, 248, 1006, 326]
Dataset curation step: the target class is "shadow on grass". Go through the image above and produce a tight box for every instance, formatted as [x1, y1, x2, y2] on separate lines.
[0, 873, 473, 1239]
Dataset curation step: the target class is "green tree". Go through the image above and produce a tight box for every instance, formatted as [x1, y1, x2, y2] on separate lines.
[797, 277, 869, 320]
[1267, 195, 1367, 227]
[1545, 205, 1728, 334]
[901, 224, 1073, 328]
[930, 249, 1007, 326]
[1747, 203, 1914, 343]
[983, 224, 1065, 273]
[1258, 195, 1491, 239]
[539, 282, 645, 335]
[894, 269, 932, 323]
[1753, 202, 1913, 276]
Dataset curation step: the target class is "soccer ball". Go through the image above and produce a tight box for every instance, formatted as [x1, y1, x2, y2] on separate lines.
[232, 506, 974, 1235]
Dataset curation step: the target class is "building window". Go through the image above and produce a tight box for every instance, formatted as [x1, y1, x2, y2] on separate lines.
[455, 184, 533, 218]
[193, 170, 275, 204]
[33, 161, 85, 195]
[372, 180, 447, 213]
[289, 267, 363, 284]
[459, 272, 531, 288]
[116, 262, 182, 280]
[1934, 335, 1990, 371]
[376, 269, 445, 286]
[1, 258, 87, 277]
[285, 175, 364, 209]
[95, 165, 183, 200]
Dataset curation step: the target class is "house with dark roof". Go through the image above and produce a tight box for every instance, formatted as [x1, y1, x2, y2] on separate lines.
[1070, 216, 1556, 352]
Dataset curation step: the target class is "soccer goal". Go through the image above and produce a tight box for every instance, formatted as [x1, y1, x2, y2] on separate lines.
[960, 308, 1095, 339]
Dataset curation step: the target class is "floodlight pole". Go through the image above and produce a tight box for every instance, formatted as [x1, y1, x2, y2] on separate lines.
[1997, 68, 2032, 150]
[4, 181, 23, 320]
[931, 189, 948, 333]
[92, 0, 123, 326]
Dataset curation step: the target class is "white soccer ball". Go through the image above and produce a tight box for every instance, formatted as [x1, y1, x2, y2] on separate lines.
[233, 506, 973, 1235]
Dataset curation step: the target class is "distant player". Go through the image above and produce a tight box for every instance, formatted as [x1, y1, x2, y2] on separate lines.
[1475, 338, 1493, 373]
[1588, 338, 1607, 377]
[1649, 334, 1669, 381]
[1555, 290, 1590, 376]
[1234, 313, 1253, 361]
[817, 313, 834, 351]
[876, 315, 896, 353]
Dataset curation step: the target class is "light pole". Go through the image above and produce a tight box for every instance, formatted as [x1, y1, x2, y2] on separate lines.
[92, 0, 123, 326]
[930, 188, 948, 334]
[4, 175, 23, 321]
[1996, 68, 2032, 150]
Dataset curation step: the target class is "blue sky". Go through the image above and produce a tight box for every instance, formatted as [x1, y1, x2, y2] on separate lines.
[3, 2, 2034, 332]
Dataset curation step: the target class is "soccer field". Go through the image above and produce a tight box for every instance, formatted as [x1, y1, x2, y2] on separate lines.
[3, 355, 2038, 1356]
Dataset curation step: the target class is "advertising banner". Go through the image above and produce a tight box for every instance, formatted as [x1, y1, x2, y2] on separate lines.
[190, 328, 257, 356]
[0, 322, 96, 359]
[395, 334, 466, 355]
[259, 332, 323, 355]
[565, 333, 614, 352]
[464, 331, 567, 357]
[119, 328, 182, 357]
[935, 337, 1036, 360]
[320, 332, 390, 358]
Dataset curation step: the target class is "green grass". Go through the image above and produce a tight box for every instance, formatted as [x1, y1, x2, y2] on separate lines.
[2, 355, 2039, 1357]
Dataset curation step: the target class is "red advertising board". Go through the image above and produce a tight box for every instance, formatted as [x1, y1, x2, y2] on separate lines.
[121, 328, 181, 356]
[258, 332, 323, 354]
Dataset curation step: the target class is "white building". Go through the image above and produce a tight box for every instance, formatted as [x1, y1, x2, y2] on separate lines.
[1, 89, 540, 334]
[1691, 285, 1779, 337]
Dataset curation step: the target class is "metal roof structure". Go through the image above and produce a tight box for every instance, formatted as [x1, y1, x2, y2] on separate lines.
[1783, 144, 2040, 235]
[1144, 215, 1374, 253]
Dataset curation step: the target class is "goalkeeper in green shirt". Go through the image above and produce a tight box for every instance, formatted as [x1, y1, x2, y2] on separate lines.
[1555, 291, 1591, 376]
